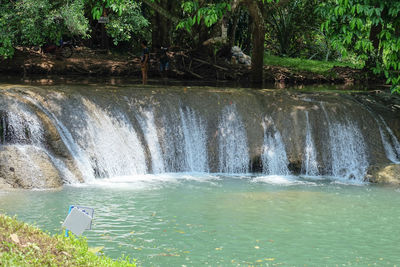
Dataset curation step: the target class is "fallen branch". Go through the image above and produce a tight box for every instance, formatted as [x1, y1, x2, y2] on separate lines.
[187, 70, 203, 79]
[192, 58, 228, 71]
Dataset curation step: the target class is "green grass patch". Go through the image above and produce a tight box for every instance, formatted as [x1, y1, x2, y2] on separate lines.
[264, 55, 362, 74]
[0, 214, 135, 267]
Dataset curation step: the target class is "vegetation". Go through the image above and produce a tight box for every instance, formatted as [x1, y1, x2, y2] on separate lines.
[0, 214, 135, 266]
[0, 0, 399, 90]
[264, 55, 361, 74]
[319, 0, 400, 92]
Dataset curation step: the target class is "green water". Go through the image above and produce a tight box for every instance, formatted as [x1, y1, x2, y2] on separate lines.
[1, 174, 400, 266]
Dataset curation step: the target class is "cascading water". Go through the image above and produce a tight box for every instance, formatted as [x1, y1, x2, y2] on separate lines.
[301, 111, 319, 176]
[377, 115, 400, 163]
[137, 108, 165, 174]
[321, 104, 369, 180]
[218, 104, 249, 173]
[261, 116, 290, 175]
[4, 105, 44, 145]
[1, 114, 5, 144]
[1, 102, 77, 184]
[3, 86, 400, 188]
[77, 99, 147, 178]
[353, 99, 400, 164]
[158, 114, 186, 173]
[179, 106, 209, 172]
[22, 95, 95, 181]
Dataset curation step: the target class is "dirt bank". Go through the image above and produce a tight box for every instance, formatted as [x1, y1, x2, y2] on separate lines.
[0, 47, 373, 86]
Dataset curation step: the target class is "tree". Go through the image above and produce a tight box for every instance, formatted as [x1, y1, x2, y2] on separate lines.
[265, 0, 325, 58]
[145, 0, 274, 84]
[0, 0, 89, 59]
[101, 2, 149, 46]
[320, 0, 400, 92]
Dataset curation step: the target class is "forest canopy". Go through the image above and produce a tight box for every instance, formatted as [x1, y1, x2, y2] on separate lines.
[0, 0, 399, 91]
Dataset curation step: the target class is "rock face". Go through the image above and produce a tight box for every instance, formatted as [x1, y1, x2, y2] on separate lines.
[366, 164, 400, 185]
[0, 145, 62, 189]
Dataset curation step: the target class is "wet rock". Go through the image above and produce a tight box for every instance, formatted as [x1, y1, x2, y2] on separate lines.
[366, 164, 400, 184]
[0, 145, 63, 189]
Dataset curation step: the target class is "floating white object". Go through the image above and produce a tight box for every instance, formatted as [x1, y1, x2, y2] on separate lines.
[62, 207, 92, 236]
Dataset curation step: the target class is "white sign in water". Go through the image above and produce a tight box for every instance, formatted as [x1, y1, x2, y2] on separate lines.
[62, 206, 94, 236]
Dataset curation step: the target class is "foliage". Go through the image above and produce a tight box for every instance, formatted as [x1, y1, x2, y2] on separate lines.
[319, 0, 400, 93]
[89, 0, 128, 19]
[106, 2, 150, 45]
[0, 0, 89, 59]
[264, 54, 361, 74]
[177, 1, 231, 32]
[265, 0, 327, 58]
[60, 0, 90, 37]
[0, 214, 135, 266]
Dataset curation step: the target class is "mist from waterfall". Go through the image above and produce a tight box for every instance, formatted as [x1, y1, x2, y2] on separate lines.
[180, 106, 209, 172]
[261, 116, 290, 175]
[301, 111, 319, 176]
[218, 104, 249, 173]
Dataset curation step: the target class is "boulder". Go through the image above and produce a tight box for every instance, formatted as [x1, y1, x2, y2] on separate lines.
[0, 145, 63, 189]
[366, 163, 400, 184]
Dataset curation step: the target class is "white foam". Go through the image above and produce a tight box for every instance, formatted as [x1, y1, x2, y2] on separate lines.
[252, 175, 316, 186]
[70, 172, 220, 190]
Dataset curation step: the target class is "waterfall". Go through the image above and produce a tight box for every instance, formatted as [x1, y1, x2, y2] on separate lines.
[1, 114, 5, 144]
[180, 106, 209, 172]
[261, 116, 290, 175]
[158, 114, 186, 173]
[218, 104, 249, 173]
[78, 99, 147, 178]
[353, 99, 400, 163]
[22, 95, 95, 181]
[3, 87, 400, 186]
[301, 111, 319, 176]
[321, 104, 368, 180]
[2, 103, 77, 184]
[377, 115, 400, 163]
[137, 108, 165, 174]
[4, 105, 44, 145]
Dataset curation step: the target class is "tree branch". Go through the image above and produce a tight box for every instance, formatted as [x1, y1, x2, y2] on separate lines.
[140, 0, 180, 24]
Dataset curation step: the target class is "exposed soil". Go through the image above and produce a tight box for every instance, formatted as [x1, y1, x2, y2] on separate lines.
[0, 47, 375, 87]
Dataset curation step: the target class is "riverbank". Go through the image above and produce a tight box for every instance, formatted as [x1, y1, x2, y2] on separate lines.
[0, 214, 135, 266]
[0, 47, 379, 87]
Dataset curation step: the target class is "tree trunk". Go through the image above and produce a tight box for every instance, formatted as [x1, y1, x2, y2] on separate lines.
[229, 7, 241, 48]
[365, 5, 386, 70]
[244, 0, 266, 84]
[364, 22, 382, 70]
[141, 0, 179, 24]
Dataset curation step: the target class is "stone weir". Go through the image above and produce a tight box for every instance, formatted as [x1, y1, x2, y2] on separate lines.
[0, 85, 399, 189]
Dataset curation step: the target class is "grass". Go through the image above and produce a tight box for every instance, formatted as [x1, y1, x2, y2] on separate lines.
[264, 54, 362, 74]
[0, 214, 135, 267]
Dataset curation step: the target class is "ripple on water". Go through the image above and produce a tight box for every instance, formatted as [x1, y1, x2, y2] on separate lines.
[2, 175, 400, 266]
